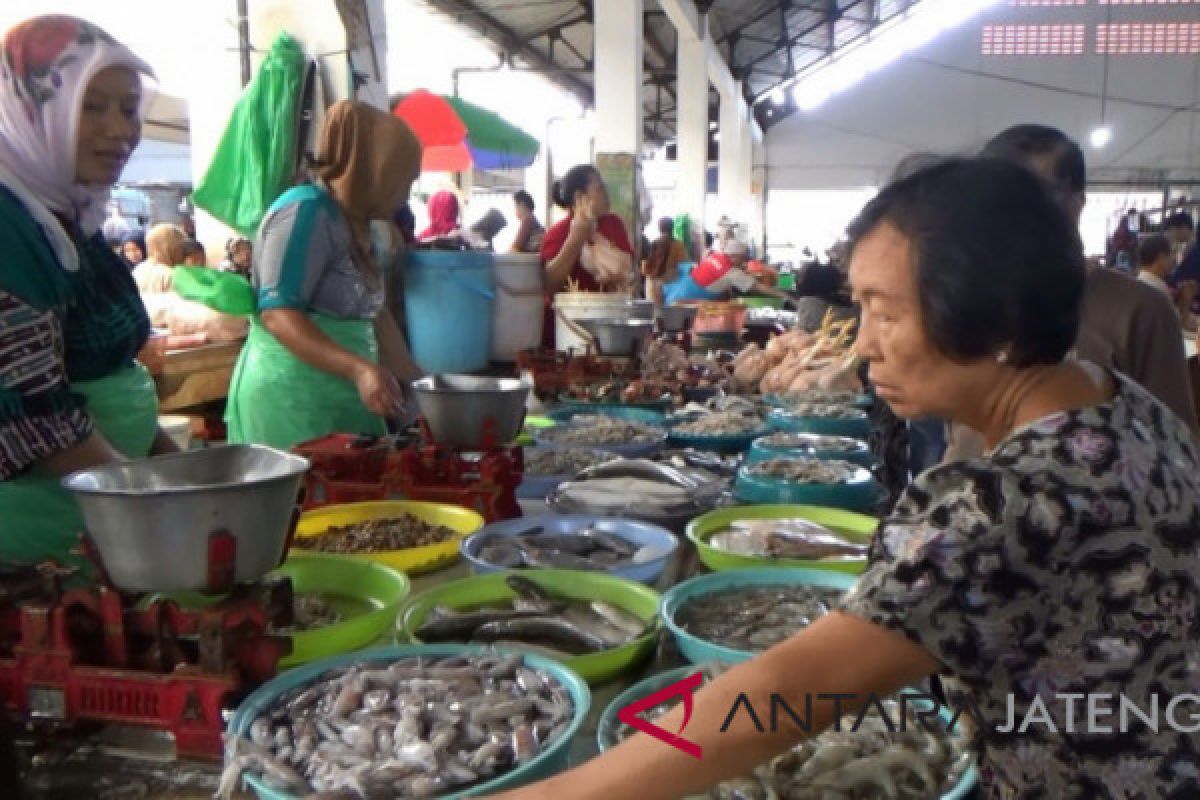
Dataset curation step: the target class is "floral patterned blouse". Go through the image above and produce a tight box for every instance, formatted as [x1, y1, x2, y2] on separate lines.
[842, 374, 1200, 799]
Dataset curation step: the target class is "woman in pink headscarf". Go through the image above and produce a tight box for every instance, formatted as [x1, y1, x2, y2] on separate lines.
[418, 190, 461, 241]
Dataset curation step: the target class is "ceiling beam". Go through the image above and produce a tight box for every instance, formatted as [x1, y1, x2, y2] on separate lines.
[514, 12, 590, 50]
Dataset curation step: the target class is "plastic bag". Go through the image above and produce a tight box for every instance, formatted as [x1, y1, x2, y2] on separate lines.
[192, 33, 307, 238]
[171, 266, 256, 316]
[580, 232, 632, 286]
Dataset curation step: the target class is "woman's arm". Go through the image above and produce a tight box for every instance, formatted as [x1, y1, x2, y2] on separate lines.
[261, 309, 403, 417]
[374, 307, 424, 382]
[488, 612, 938, 800]
[544, 226, 591, 291]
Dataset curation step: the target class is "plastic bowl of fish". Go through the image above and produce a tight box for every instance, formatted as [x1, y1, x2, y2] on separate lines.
[293, 501, 486, 575]
[764, 389, 874, 411]
[517, 447, 620, 500]
[767, 403, 872, 438]
[665, 410, 771, 454]
[400, 571, 661, 685]
[747, 431, 874, 468]
[223, 644, 590, 800]
[534, 411, 669, 458]
[687, 504, 878, 575]
[596, 666, 978, 800]
[661, 567, 858, 664]
[461, 515, 679, 584]
[268, 553, 410, 668]
[735, 457, 884, 512]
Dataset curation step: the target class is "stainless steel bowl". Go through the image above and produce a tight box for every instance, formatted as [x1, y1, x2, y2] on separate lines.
[578, 318, 655, 356]
[62, 445, 310, 593]
[412, 374, 530, 448]
[660, 304, 698, 332]
[627, 299, 655, 321]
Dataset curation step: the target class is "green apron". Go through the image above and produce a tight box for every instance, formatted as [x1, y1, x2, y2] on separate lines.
[0, 363, 159, 571]
[225, 314, 386, 450]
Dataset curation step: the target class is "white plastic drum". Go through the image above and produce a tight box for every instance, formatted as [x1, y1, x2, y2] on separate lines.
[491, 254, 545, 362]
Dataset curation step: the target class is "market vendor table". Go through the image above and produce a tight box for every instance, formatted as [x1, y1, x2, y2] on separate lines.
[152, 341, 243, 412]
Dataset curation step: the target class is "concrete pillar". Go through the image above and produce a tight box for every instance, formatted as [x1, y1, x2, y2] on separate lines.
[675, 32, 708, 234]
[593, 0, 644, 154]
[593, 0, 644, 254]
[717, 89, 741, 223]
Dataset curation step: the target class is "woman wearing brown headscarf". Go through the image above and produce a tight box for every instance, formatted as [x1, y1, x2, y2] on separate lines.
[226, 101, 424, 449]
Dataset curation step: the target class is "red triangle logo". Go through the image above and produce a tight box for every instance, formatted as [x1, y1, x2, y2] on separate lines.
[616, 671, 705, 759]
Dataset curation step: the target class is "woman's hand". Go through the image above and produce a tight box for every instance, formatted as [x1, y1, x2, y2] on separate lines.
[571, 197, 599, 240]
[353, 362, 406, 418]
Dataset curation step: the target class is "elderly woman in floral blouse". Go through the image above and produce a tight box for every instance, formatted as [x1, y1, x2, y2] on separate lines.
[492, 158, 1200, 799]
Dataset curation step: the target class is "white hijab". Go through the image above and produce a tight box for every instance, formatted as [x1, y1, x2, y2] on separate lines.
[0, 15, 154, 271]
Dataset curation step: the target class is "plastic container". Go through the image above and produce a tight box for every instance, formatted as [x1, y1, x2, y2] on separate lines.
[517, 447, 619, 500]
[228, 644, 590, 800]
[491, 253, 545, 362]
[667, 424, 771, 454]
[461, 514, 678, 584]
[157, 415, 193, 450]
[735, 460, 883, 512]
[268, 552, 409, 667]
[400, 569, 661, 685]
[687, 504, 878, 574]
[293, 500, 486, 575]
[536, 407, 669, 457]
[595, 668, 979, 799]
[747, 433, 874, 467]
[404, 249, 495, 374]
[693, 301, 747, 334]
[661, 567, 858, 664]
[767, 407, 872, 438]
[553, 292, 635, 354]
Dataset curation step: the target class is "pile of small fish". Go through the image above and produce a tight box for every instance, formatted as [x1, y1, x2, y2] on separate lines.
[675, 584, 844, 652]
[417, 575, 649, 657]
[778, 403, 867, 420]
[615, 689, 970, 799]
[746, 458, 860, 484]
[218, 651, 574, 799]
[672, 411, 764, 437]
[541, 415, 664, 446]
[268, 593, 344, 634]
[476, 526, 657, 572]
[772, 389, 862, 406]
[710, 519, 867, 561]
[297, 515, 456, 554]
[758, 432, 865, 455]
[524, 449, 616, 477]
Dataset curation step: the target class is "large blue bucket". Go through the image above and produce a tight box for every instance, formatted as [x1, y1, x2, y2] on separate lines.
[404, 250, 495, 374]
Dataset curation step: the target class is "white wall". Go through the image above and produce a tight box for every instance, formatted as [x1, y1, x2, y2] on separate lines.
[766, 3, 1200, 190]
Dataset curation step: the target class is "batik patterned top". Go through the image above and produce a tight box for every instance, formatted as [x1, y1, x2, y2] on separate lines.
[842, 374, 1200, 799]
[0, 186, 150, 479]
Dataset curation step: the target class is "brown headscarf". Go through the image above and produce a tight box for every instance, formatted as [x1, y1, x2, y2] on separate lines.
[312, 101, 422, 269]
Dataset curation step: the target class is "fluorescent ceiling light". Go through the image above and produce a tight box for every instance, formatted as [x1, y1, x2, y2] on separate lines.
[1090, 126, 1112, 149]
[791, 0, 1001, 112]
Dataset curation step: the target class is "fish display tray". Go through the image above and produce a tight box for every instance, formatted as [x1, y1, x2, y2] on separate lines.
[666, 424, 772, 455]
[595, 668, 979, 800]
[734, 463, 884, 512]
[764, 392, 875, 411]
[660, 568, 858, 665]
[747, 434, 874, 468]
[461, 515, 678, 584]
[766, 408, 872, 438]
[399, 570, 661, 686]
[687, 504, 878, 574]
[294, 501, 485, 576]
[228, 644, 591, 800]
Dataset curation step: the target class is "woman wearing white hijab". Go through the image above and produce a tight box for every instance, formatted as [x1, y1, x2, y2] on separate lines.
[0, 16, 177, 571]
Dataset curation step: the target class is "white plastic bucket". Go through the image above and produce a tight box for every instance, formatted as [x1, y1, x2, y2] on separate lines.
[553, 292, 636, 354]
[158, 415, 193, 450]
[491, 254, 545, 362]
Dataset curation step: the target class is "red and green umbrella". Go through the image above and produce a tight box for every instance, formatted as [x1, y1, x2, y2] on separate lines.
[393, 89, 540, 172]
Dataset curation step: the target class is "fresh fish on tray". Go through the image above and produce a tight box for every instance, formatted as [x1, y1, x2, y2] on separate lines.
[758, 432, 865, 454]
[709, 519, 867, 561]
[615, 684, 970, 800]
[218, 650, 576, 800]
[477, 525, 653, 572]
[416, 575, 649, 655]
[676, 584, 844, 652]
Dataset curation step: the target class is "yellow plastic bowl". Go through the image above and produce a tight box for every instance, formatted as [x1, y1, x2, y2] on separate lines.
[294, 501, 485, 575]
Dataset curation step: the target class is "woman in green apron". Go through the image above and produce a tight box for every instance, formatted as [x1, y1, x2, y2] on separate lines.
[225, 101, 425, 450]
[0, 16, 178, 570]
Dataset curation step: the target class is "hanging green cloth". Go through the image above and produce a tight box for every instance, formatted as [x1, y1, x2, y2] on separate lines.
[192, 33, 307, 238]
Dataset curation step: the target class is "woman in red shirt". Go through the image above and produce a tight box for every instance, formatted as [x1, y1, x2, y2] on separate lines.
[539, 164, 634, 347]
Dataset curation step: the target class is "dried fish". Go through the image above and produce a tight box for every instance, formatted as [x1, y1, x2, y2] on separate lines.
[540, 415, 663, 446]
[745, 457, 860, 484]
[675, 584, 845, 652]
[297, 514, 456, 554]
[758, 432, 865, 454]
[709, 519, 867, 561]
[268, 593, 343, 634]
[524, 449, 616, 477]
[673, 411, 764, 437]
[219, 652, 574, 800]
[776, 402, 867, 420]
